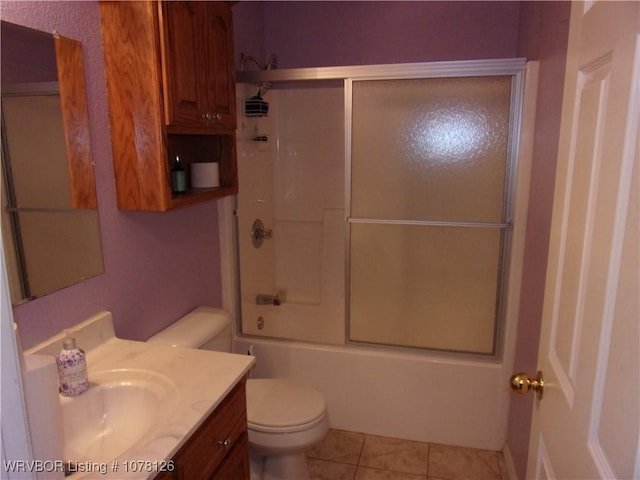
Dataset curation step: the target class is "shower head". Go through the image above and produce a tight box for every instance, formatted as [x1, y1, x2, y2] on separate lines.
[240, 52, 278, 72]
[240, 52, 278, 96]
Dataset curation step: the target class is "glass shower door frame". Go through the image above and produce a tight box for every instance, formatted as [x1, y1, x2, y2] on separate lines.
[344, 60, 527, 358]
[233, 58, 526, 355]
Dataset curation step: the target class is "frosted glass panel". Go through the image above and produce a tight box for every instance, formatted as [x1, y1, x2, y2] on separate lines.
[3, 95, 72, 209]
[348, 75, 514, 354]
[349, 223, 501, 353]
[351, 76, 511, 222]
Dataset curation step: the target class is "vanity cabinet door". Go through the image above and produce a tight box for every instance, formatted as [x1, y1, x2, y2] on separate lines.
[160, 1, 236, 131]
[168, 379, 249, 480]
[212, 433, 250, 480]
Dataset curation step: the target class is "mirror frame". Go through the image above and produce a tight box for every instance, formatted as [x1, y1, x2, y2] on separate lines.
[54, 33, 97, 209]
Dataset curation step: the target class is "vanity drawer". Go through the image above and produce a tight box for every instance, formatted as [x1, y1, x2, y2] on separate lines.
[168, 379, 248, 480]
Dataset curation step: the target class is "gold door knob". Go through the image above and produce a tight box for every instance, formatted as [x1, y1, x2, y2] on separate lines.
[510, 371, 544, 400]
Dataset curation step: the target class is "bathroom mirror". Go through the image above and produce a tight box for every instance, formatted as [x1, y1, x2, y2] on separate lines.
[1, 21, 104, 305]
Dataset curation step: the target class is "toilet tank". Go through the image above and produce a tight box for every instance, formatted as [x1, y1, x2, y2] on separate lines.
[147, 306, 232, 352]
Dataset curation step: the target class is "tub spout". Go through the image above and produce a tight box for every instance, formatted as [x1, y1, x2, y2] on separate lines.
[256, 294, 281, 306]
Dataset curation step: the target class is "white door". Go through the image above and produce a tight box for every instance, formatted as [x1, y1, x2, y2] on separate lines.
[526, 1, 639, 478]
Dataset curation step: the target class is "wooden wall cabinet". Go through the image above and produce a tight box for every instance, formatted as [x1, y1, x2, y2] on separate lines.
[99, 1, 238, 212]
[155, 379, 250, 480]
[161, 2, 236, 131]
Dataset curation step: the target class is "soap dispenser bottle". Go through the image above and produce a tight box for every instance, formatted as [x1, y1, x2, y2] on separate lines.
[171, 155, 187, 194]
[56, 338, 89, 397]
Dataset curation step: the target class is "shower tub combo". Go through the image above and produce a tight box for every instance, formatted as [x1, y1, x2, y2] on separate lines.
[220, 59, 538, 451]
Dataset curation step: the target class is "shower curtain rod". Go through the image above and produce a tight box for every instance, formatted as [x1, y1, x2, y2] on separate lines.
[235, 58, 527, 84]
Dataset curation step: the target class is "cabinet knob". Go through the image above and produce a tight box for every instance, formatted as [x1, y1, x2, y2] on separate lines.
[201, 112, 223, 124]
[217, 438, 231, 450]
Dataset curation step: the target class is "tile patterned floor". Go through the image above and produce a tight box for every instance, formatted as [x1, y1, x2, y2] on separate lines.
[306, 429, 509, 480]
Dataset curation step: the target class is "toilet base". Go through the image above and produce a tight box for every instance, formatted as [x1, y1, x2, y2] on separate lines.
[250, 452, 310, 480]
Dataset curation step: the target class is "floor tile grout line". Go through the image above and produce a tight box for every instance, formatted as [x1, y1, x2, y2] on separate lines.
[357, 434, 366, 467]
[355, 463, 431, 478]
[307, 457, 360, 466]
[426, 441, 431, 479]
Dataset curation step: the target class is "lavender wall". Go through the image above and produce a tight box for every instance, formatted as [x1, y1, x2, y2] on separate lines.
[1, 1, 223, 348]
[235, 1, 521, 69]
[233, 1, 266, 70]
[508, 2, 571, 478]
[262, 1, 520, 67]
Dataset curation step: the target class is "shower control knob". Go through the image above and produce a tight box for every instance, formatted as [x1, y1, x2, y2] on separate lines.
[251, 219, 273, 248]
[510, 371, 544, 400]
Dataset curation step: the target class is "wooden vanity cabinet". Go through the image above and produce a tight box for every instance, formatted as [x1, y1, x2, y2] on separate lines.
[99, 1, 237, 212]
[155, 379, 250, 480]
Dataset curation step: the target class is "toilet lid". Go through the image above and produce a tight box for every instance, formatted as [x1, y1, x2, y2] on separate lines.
[246, 379, 327, 433]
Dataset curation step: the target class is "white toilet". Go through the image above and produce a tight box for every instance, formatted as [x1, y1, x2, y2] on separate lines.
[147, 306, 329, 480]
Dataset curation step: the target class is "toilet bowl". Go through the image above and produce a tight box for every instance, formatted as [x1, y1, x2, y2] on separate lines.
[247, 378, 329, 480]
[147, 306, 328, 480]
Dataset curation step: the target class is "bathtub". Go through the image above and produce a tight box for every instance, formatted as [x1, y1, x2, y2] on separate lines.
[234, 335, 510, 451]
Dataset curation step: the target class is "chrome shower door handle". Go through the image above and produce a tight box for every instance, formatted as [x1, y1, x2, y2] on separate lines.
[251, 219, 273, 248]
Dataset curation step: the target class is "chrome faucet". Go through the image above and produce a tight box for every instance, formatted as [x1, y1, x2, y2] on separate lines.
[256, 294, 281, 306]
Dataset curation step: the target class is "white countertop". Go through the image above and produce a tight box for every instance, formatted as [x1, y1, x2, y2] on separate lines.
[25, 311, 255, 479]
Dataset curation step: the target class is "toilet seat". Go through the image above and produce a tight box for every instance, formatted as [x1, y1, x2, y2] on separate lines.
[247, 379, 327, 434]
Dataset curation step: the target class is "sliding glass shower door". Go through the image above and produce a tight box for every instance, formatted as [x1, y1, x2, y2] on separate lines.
[235, 59, 525, 355]
[347, 75, 515, 354]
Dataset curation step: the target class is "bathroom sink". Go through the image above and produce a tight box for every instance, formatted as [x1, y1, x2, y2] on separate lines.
[61, 368, 179, 464]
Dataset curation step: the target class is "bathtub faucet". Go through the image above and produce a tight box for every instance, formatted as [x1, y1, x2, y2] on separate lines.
[256, 294, 281, 306]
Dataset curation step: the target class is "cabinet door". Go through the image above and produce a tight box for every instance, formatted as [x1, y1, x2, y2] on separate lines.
[204, 2, 236, 129]
[160, 1, 207, 128]
[211, 434, 250, 480]
[170, 381, 247, 479]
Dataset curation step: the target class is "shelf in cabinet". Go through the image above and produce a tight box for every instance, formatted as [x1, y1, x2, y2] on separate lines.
[166, 133, 237, 209]
[169, 185, 238, 209]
